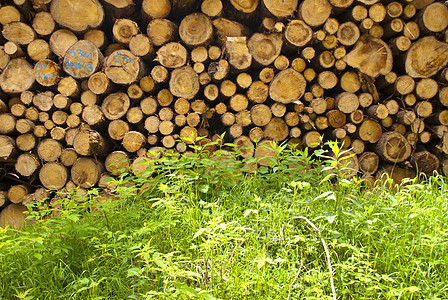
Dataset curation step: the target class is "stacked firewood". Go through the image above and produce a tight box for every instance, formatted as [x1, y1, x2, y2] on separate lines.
[0, 0, 448, 224]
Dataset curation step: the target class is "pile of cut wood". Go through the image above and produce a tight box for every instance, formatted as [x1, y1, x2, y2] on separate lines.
[1, 0, 448, 226]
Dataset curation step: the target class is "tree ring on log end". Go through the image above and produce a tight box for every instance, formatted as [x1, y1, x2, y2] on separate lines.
[169, 66, 200, 99]
[63, 40, 103, 79]
[377, 132, 411, 163]
[104, 50, 140, 85]
[269, 68, 306, 104]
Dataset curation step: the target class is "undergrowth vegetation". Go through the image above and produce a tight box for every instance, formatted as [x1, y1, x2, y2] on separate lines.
[1, 139, 447, 299]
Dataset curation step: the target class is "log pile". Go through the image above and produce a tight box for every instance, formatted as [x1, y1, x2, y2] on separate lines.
[1, 0, 448, 226]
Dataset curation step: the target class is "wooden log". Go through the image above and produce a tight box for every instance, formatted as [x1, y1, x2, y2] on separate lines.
[405, 36, 448, 78]
[108, 119, 130, 141]
[147, 19, 178, 47]
[58, 77, 80, 98]
[246, 81, 269, 103]
[37, 138, 62, 162]
[298, 0, 332, 28]
[157, 42, 187, 69]
[179, 13, 213, 48]
[40, 162, 68, 190]
[32, 91, 54, 112]
[73, 129, 107, 156]
[0, 114, 17, 135]
[335, 92, 359, 114]
[201, 0, 223, 18]
[415, 78, 438, 100]
[358, 151, 379, 175]
[81, 90, 98, 106]
[32, 11, 55, 37]
[219, 80, 236, 99]
[101, 92, 130, 121]
[264, 117, 288, 141]
[34, 59, 61, 87]
[63, 40, 103, 79]
[180, 126, 198, 144]
[104, 50, 144, 85]
[403, 21, 419, 41]
[234, 135, 254, 158]
[258, 68, 274, 84]
[145, 115, 160, 133]
[0, 58, 35, 94]
[0, 135, 17, 161]
[102, 0, 135, 20]
[284, 20, 313, 50]
[326, 109, 346, 128]
[33, 125, 47, 138]
[87, 72, 110, 95]
[247, 33, 282, 67]
[4, 41, 25, 58]
[440, 86, 448, 107]
[15, 153, 40, 177]
[0, 6, 22, 26]
[367, 104, 388, 120]
[225, 0, 258, 24]
[274, 55, 289, 70]
[396, 110, 416, 125]
[139, 75, 156, 94]
[0, 191, 9, 209]
[418, 2, 448, 34]
[269, 68, 306, 104]
[71, 157, 102, 188]
[376, 131, 411, 163]
[50, 0, 104, 32]
[358, 120, 382, 143]
[151, 65, 169, 84]
[169, 66, 200, 99]
[226, 37, 252, 72]
[303, 131, 322, 148]
[271, 102, 286, 117]
[211, 18, 249, 48]
[112, 18, 139, 44]
[337, 21, 360, 46]
[255, 139, 276, 166]
[105, 150, 129, 176]
[129, 34, 154, 61]
[411, 150, 439, 175]
[0, 203, 27, 229]
[10, 102, 25, 118]
[340, 71, 360, 93]
[229, 94, 249, 112]
[2, 22, 36, 45]
[251, 104, 272, 127]
[343, 34, 393, 78]
[221, 112, 235, 126]
[126, 107, 144, 124]
[84, 29, 108, 49]
[15, 118, 34, 134]
[60, 148, 78, 167]
[82, 104, 105, 127]
[414, 101, 433, 118]
[236, 110, 251, 127]
[142, 0, 170, 19]
[49, 29, 78, 58]
[262, 0, 298, 20]
[235, 73, 252, 91]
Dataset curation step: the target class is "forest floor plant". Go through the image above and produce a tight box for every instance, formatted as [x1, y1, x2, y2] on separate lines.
[0, 139, 447, 299]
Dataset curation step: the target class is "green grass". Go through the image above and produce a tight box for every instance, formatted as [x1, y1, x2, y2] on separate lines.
[1, 140, 447, 299]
